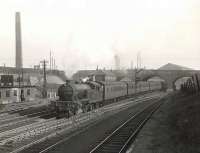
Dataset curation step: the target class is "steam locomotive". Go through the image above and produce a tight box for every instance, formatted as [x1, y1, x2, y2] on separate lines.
[50, 80, 166, 117]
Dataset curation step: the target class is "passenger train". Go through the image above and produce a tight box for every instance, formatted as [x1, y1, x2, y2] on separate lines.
[50, 80, 166, 117]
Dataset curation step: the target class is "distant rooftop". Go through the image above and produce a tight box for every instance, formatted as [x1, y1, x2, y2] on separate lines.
[0, 66, 67, 80]
[158, 63, 193, 70]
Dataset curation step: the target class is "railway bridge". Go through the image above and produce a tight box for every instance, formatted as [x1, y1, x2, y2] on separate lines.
[138, 69, 200, 90]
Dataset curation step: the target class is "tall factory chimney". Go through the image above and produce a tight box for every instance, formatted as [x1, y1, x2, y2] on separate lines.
[15, 12, 23, 68]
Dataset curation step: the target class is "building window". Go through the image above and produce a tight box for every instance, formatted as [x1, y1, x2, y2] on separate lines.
[6, 90, 10, 97]
[27, 89, 30, 96]
[14, 90, 17, 96]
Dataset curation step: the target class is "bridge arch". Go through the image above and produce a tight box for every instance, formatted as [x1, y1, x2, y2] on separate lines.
[135, 69, 200, 90]
[172, 76, 191, 90]
[142, 75, 166, 82]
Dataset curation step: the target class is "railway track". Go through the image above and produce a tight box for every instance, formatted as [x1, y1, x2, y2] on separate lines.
[89, 100, 162, 153]
[0, 110, 54, 127]
[14, 93, 165, 153]
[0, 99, 49, 112]
[0, 111, 57, 133]
[0, 92, 165, 153]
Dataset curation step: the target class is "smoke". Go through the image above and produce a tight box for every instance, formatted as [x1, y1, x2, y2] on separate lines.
[60, 34, 95, 77]
[61, 33, 73, 73]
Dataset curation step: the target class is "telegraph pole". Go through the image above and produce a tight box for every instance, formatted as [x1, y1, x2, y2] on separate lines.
[21, 68, 24, 101]
[135, 51, 144, 92]
[40, 60, 48, 98]
[135, 67, 137, 92]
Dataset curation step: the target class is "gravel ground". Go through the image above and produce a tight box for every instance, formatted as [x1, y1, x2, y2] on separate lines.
[128, 92, 200, 153]
[0, 99, 49, 113]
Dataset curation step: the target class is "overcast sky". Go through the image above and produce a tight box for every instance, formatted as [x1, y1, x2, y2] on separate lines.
[0, 0, 200, 76]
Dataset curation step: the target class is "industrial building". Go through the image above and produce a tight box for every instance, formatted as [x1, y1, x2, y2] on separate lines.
[0, 12, 67, 104]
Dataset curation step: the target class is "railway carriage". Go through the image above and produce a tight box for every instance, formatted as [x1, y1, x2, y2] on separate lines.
[100, 81, 127, 102]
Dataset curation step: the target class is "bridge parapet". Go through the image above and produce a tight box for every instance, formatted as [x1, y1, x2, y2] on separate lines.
[137, 69, 200, 89]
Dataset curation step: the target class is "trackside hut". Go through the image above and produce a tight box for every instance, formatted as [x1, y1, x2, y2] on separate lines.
[0, 75, 38, 104]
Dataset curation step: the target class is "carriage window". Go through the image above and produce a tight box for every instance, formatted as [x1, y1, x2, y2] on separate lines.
[14, 90, 17, 96]
[6, 90, 10, 97]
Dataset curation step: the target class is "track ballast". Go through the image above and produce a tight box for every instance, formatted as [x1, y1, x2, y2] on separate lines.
[89, 100, 162, 153]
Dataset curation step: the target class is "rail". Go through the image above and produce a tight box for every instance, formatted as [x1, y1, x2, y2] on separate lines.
[7, 93, 163, 153]
[89, 100, 162, 153]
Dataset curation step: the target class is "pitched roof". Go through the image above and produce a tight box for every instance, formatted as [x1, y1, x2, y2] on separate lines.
[31, 75, 65, 86]
[73, 70, 116, 77]
[158, 63, 193, 70]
